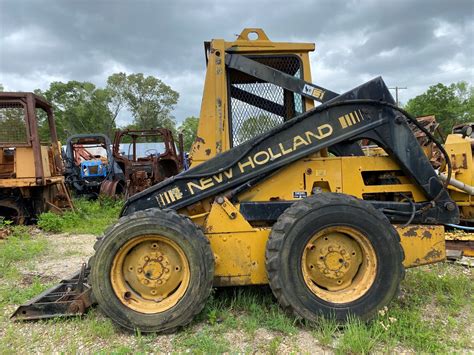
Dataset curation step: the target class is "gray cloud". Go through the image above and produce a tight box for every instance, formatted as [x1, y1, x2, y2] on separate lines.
[1, 0, 473, 123]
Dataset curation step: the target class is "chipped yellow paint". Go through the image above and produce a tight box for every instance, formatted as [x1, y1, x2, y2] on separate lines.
[396, 225, 446, 268]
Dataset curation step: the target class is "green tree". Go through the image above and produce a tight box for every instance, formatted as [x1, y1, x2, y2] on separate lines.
[179, 116, 199, 151]
[107, 73, 179, 131]
[0, 83, 4, 92]
[405, 82, 473, 134]
[36, 81, 115, 140]
[236, 114, 280, 145]
[105, 72, 128, 127]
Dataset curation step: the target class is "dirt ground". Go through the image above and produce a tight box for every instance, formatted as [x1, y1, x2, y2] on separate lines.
[26, 231, 96, 279]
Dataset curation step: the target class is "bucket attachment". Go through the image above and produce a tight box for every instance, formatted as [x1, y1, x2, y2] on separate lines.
[11, 264, 94, 321]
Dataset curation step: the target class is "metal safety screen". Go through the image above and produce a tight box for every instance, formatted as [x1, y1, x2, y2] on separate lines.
[228, 55, 304, 146]
[0, 102, 28, 144]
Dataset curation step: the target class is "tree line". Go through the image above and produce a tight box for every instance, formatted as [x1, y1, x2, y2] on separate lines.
[0, 78, 472, 152]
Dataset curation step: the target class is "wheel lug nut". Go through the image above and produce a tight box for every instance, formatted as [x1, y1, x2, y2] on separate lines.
[144, 279, 149, 285]
[158, 256, 163, 262]
[158, 280, 163, 285]
[137, 268, 143, 273]
[164, 268, 169, 273]
[144, 256, 150, 262]
[328, 247, 334, 252]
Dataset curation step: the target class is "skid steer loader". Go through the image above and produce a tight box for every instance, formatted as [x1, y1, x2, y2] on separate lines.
[13, 29, 460, 333]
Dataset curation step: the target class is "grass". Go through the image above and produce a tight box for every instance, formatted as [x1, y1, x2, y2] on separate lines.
[0, 203, 472, 352]
[0, 226, 50, 307]
[311, 315, 339, 346]
[37, 197, 123, 235]
[0, 261, 471, 352]
[336, 315, 385, 354]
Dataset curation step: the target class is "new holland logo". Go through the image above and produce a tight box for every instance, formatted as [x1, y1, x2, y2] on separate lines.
[338, 110, 365, 129]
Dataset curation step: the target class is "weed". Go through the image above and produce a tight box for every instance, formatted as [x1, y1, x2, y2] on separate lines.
[134, 330, 157, 353]
[0, 216, 13, 227]
[263, 306, 298, 335]
[38, 198, 123, 235]
[267, 336, 283, 354]
[311, 315, 339, 346]
[207, 308, 219, 325]
[336, 315, 384, 354]
[85, 312, 116, 339]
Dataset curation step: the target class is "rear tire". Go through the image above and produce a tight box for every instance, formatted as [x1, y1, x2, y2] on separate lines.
[90, 208, 214, 333]
[265, 193, 404, 321]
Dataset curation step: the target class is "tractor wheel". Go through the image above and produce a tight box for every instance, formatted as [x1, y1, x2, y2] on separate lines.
[265, 193, 404, 321]
[90, 208, 214, 333]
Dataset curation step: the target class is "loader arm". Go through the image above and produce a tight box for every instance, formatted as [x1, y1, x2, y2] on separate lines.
[225, 53, 339, 103]
[122, 77, 458, 224]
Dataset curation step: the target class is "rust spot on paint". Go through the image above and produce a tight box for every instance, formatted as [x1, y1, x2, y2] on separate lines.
[205, 149, 211, 156]
[195, 136, 205, 144]
[424, 248, 442, 261]
[403, 227, 418, 237]
[422, 230, 432, 239]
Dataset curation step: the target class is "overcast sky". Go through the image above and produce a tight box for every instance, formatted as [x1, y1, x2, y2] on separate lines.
[1, 0, 473, 126]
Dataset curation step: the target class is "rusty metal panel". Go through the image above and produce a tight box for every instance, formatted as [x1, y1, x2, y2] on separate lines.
[40, 146, 51, 177]
[110, 128, 182, 198]
[15, 148, 36, 178]
[396, 225, 446, 268]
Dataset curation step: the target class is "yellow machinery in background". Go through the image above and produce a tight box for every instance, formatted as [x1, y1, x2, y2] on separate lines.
[13, 29, 462, 333]
[441, 124, 474, 256]
[0, 92, 73, 223]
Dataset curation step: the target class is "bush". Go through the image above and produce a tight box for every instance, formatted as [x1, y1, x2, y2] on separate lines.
[37, 212, 64, 233]
[37, 198, 123, 235]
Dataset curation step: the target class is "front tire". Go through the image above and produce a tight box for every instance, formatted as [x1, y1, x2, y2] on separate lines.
[90, 208, 214, 333]
[265, 193, 404, 321]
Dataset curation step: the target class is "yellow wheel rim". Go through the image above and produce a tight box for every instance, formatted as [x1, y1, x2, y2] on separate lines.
[301, 226, 377, 303]
[111, 235, 190, 314]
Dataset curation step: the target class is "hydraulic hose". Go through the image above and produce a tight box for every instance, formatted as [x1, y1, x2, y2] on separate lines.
[445, 223, 474, 231]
